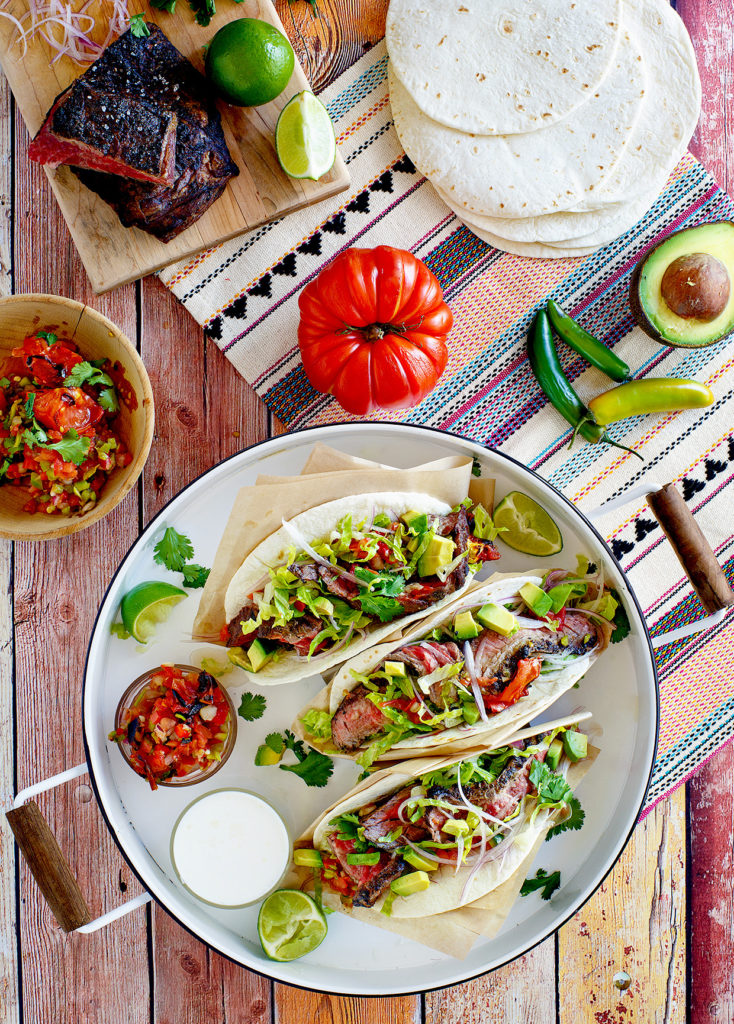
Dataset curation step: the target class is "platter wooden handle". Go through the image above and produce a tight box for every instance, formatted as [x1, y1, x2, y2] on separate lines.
[647, 482, 734, 614]
[6, 800, 92, 932]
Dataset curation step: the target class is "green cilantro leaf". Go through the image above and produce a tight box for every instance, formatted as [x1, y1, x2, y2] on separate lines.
[238, 691, 266, 722]
[150, 0, 176, 11]
[24, 393, 35, 418]
[0, 377, 10, 388]
[520, 868, 561, 901]
[63, 361, 114, 389]
[110, 622, 130, 640]
[153, 527, 194, 572]
[46, 430, 91, 466]
[471, 456, 482, 477]
[354, 567, 406, 596]
[0, 458, 9, 480]
[187, 0, 215, 26]
[35, 330, 57, 344]
[181, 563, 211, 589]
[129, 13, 150, 35]
[609, 589, 631, 644]
[358, 593, 405, 622]
[281, 750, 334, 788]
[97, 387, 119, 413]
[265, 732, 286, 755]
[529, 759, 572, 805]
[546, 796, 585, 839]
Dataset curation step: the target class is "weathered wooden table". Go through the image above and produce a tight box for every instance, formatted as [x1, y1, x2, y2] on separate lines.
[0, 2, 732, 1021]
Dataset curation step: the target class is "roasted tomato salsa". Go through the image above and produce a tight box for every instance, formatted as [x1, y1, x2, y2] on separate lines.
[0, 330, 134, 515]
[110, 666, 231, 790]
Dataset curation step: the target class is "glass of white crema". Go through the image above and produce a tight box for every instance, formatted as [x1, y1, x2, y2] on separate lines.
[170, 788, 291, 908]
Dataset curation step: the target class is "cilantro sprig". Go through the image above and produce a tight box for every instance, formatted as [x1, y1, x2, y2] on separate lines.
[153, 527, 210, 589]
[520, 868, 561, 901]
[238, 691, 266, 722]
[609, 589, 630, 644]
[129, 12, 150, 35]
[260, 729, 334, 788]
[63, 361, 114, 389]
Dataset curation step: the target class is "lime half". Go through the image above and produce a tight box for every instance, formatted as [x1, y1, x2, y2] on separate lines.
[493, 491, 563, 556]
[275, 91, 336, 180]
[120, 581, 187, 643]
[258, 889, 327, 962]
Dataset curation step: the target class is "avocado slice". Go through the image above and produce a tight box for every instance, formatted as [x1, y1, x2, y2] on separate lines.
[519, 581, 553, 618]
[391, 871, 431, 897]
[453, 610, 479, 639]
[631, 221, 734, 347]
[562, 730, 588, 763]
[247, 639, 274, 673]
[476, 603, 518, 636]
[545, 737, 564, 770]
[254, 743, 282, 766]
[417, 533, 455, 577]
[401, 510, 429, 534]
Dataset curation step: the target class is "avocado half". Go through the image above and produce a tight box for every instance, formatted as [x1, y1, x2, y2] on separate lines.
[630, 221, 734, 347]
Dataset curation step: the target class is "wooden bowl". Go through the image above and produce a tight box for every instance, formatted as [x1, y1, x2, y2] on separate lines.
[0, 295, 154, 540]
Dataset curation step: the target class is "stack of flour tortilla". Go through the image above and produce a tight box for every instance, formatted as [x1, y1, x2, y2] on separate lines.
[387, 0, 701, 258]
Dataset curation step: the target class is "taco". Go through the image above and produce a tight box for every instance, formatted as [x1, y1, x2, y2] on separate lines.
[292, 724, 591, 919]
[222, 491, 500, 684]
[295, 568, 613, 765]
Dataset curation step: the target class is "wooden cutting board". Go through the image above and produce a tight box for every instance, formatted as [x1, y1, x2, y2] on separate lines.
[0, 0, 350, 293]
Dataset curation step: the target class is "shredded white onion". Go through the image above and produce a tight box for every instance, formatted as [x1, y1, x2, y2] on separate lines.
[280, 518, 363, 586]
[512, 615, 554, 630]
[463, 641, 489, 724]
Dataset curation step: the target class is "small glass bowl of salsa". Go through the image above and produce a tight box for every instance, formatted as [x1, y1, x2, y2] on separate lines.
[110, 664, 236, 791]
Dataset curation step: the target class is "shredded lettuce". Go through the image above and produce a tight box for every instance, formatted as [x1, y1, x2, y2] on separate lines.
[300, 708, 332, 740]
[473, 504, 504, 541]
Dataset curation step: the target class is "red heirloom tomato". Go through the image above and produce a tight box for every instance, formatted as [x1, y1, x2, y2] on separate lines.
[297, 245, 453, 414]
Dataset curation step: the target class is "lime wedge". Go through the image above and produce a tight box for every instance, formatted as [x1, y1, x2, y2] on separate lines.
[275, 91, 336, 180]
[493, 491, 563, 556]
[258, 889, 327, 962]
[120, 581, 187, 643]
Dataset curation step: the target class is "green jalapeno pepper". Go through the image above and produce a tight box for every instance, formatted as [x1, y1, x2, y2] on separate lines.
[528, 310, 642, 459]
[588, 378, 714, 425]
[547, 299, 631, 382]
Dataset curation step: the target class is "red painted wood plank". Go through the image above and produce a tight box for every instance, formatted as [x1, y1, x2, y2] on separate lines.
[677, 0, 734, 192]
[688, 742, 734, 1023]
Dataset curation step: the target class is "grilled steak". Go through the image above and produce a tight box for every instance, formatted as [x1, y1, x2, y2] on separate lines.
[30, 85, 177, 185]
[317, 565, 361, 604]
[32, 26, 239, 241]
[259, 612, 321, 646]
[289, 561, 319, 584]
[331, 684, 388, 751]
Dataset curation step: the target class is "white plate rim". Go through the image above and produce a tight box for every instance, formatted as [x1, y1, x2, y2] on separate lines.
[81, 420, 660, 996]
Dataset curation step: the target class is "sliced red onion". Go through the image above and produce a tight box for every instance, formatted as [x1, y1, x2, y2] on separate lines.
[454, 834, 464, 875]
[324, 622, 355, 656]
[463, 641, 489, 724]
[512, 615, 554, 630]
[280, 518, 363, 586]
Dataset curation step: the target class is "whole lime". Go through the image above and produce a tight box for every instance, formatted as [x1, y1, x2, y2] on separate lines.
[206, 18, 295, 107]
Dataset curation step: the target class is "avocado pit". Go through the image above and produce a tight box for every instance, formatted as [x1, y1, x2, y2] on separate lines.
[660, 253, 730, 322]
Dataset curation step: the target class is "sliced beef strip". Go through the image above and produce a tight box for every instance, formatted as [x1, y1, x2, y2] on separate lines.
[259, 612, 322, 646]
[426, 748, 546, 837]
[65, 26, 238, 241]
[289, 561, 319, 584]
[225, 603, 256, 647]
[327, 835, 406, 908]
[360, 787, 428, 849]
[471, 615, 601, 689]
[317, 565, 362, 604]
[331, 684, 388, 752]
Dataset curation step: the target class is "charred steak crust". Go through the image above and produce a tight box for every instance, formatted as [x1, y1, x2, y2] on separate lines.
[50, 25, 238, 241]
[331, 684, 388, 752]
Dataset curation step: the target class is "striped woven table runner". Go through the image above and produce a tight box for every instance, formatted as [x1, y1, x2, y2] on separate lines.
[160, 42, 734, 814]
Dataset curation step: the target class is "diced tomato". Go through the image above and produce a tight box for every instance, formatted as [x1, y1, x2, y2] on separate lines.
[33, 387, 104, 434]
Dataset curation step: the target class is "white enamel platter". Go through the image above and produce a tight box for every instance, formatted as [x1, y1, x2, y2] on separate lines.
[83, 423, 658, 996]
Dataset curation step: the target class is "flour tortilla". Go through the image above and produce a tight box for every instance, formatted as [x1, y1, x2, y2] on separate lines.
[389, 28, 645, 220]
[223, 491, 479, 685]
[308, 737, 588, 918]
[430, 0, 700, 243]
[294, 573, 609, 758]
[386, 0, 623, 137]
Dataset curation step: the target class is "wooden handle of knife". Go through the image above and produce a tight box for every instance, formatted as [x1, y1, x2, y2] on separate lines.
[647, 482, 734, 614]
[6, 800, 91, 932]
